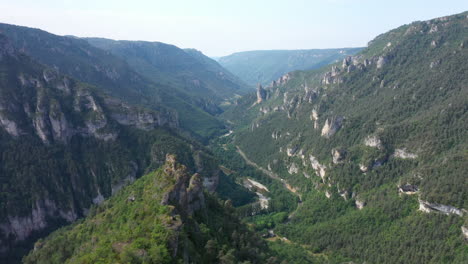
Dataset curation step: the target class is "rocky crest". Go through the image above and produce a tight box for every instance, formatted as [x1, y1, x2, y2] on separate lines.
[161, 154, 206, 217]
[256, 84, 267, 104]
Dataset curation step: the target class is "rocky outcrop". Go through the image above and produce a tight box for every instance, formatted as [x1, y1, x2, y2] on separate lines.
[271, 131, 280, 140]
[0, 199, 77, 247]
[359, 163, 368, 173]
[161, 154, 206, 217]
[0, 41, 177, 144]
[332, 148, 346, 164]
[321, 116, 344, 138]
[256, 84, 267, 104]
[355, 199, 366, 210]
[462, 226, 468, 240]
[398, 184, 419, 194]
[288, 163, 299, 174]
[287, 146, 299, 157]
[0, 113, 21, 136]
[418, 200, 464, 216]
[393, 148, 418, 159]
[364, 135, 382, 149]
[309, 155, 327, 181]
[310, 109, 319, 129]
[376, 56, 387, 69]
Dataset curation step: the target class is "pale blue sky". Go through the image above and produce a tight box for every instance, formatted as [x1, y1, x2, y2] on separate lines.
[0, 0, 467, 56]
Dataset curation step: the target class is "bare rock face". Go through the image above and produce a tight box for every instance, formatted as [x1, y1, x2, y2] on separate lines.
[342, 56, 352, 68]
[321, 116, 344, 138]
[256, 84, 267, 104]
[376, 56, 387, 69]
[0, 112, 21, 136]
[276, 73, 290, 85]
[355, 199, 366, 210]
[462, 226, 468, 240]
[309, 155, 327, 181]
[418, 200, 464, 216]
[359, 163, 368, 173]
[332, 148, 346, 164]
[287, 145, 299, 157]
[393, 148, 418, 159]
[288, 163, 299, 174]
[364, 135, 382, 149]
[398, 184, 419, 194]
[0, 199, 77, 246]
[161, 154, 206, 217]
[310, 109, 319, 129]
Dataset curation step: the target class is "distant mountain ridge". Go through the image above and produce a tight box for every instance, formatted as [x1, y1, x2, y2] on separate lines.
[0, 23, 229, 140]
[85, 38, 250, 114]
[218, 48, 363, 86]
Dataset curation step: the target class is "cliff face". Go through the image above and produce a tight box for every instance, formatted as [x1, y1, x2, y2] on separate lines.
[161, 154, 206, 217]
[0, 34, 182, 260]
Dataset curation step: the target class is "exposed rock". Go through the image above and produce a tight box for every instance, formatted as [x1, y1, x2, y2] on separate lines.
[359, 163, 368, 173]
[271, 131, 280, 140]
[288, 163, 299, 174]
[276, 73, 290, 85]
[321, 116, 344, 138]
[331, 65, 339, 77]
[0, 113, 21, 136]
[49, 104, 72, 142]
[243, 178, 269, 192]
[339, 190, 349, 200]
[325, 191, 331, 199]
[259, 106, 271, 114]
[256, 84, 267, 104]
[287, 146, 299, 157]
[310, 109, 319, 129]
[393, 148, 418, 159]
[161, 154, 206, 217]
[309, 155, 327, 181]
[429, 24, 439, 33]
[355, 199, 366, 210]
[418, 200, 464, 216]
[256, 192, 270, 210]
[462, 226, 468, 240]
[376, 56, 387, 69]
[398, 184, 419, 194]
[342, 56, 352, 68]
[0, 199, 77, 244]
[364, 135, 382, 149]
[331, 148, 346, 164]
[430, 59, 441, 69]
[92, 191, 105, 205]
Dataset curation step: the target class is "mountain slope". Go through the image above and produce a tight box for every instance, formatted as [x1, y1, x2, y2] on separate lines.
[218, 48, 363, 86]
[86, 38, 250, 114]
[0, 23, 224, 140]
[0, 33, 227, 262]
[222, 12, 468, 263]
[23, 155, 276, 264]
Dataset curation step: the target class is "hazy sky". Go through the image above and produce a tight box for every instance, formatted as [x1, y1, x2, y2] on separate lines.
[0, 0, 467, 56]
